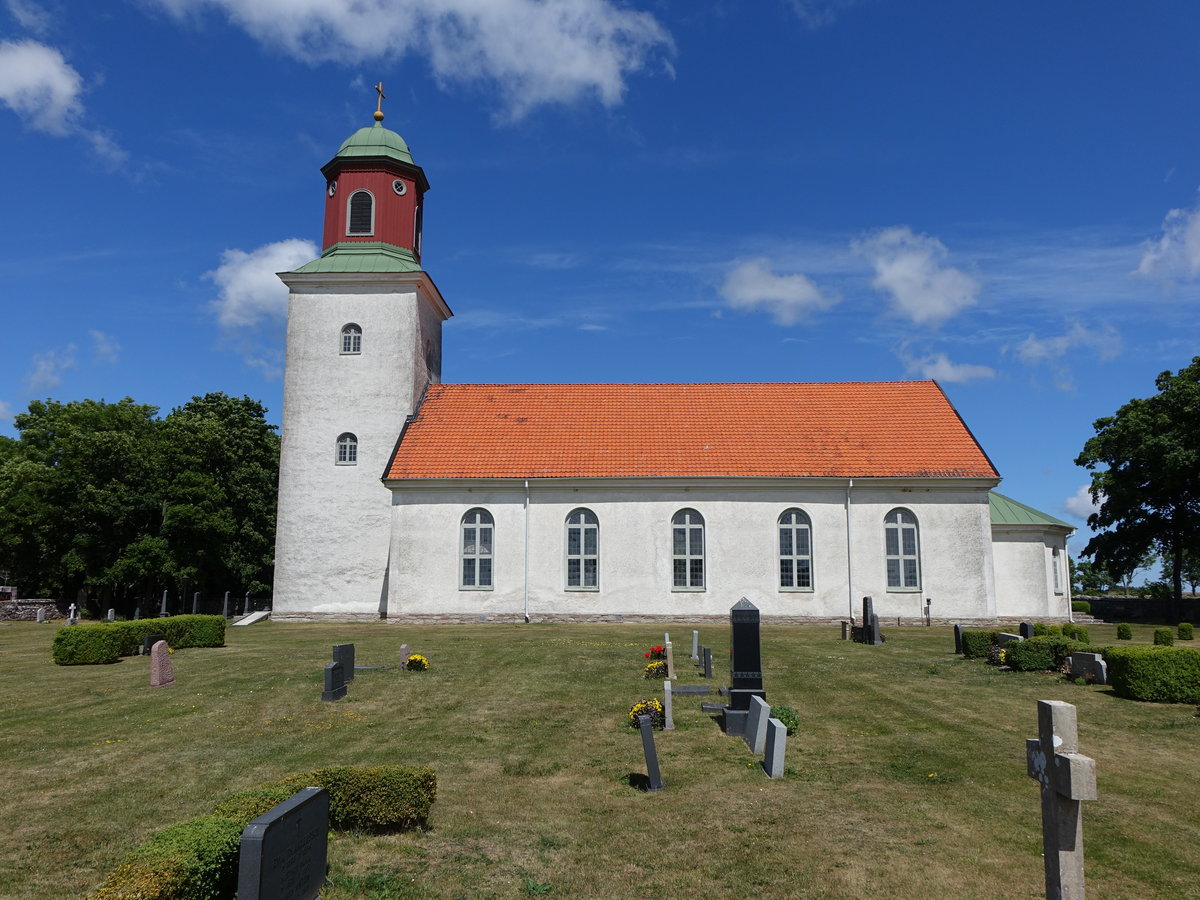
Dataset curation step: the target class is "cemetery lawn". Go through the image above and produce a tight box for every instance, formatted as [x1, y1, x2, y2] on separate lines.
[1, 622, 1198, 899]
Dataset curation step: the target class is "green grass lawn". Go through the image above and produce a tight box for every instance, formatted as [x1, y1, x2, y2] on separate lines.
[0, 620, 1196, 899]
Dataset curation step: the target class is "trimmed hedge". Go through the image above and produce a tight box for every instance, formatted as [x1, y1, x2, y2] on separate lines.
[1103, 646, 1200, 703]
[1154, 628, 1175, 647]
[960, 629, 998, 659]
[90, 766, 437, 898]
[1061, 623, 1090, 644]
[1116, 623, 1133, 640]
[1003, 641, 1057, 672]
[53, 616, 225, 665]
[90, 815, 242, 900]
[1178, 622, 1194, 641]
[1072, 600, 1092, 614]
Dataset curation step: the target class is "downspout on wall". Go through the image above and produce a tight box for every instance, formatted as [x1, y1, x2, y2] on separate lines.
[523, 479, 530, 623]
[845, 478, 854, 621]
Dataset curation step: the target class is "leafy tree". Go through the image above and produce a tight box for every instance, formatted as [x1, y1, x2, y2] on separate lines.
[1071, 557, 1118, 594]
[1075, 356, 1200, 618]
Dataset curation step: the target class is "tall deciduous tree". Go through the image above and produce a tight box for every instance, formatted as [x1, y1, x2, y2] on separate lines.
[1075, 356, 1200, 618]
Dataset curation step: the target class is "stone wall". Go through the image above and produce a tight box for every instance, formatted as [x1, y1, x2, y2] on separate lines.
[0, 599, 63, 622]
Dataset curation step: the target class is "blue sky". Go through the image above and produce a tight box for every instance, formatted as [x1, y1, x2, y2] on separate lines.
[2, 0, 1198, 575]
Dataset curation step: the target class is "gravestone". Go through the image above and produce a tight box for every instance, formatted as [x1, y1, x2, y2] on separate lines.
[1026, 700, 1097, 900]
[332, 644, 356, 683]
[1020, 621, 1034, 640]
[854, 596, 884, 645]
[672, 685, 712, 695]
[997, 632, 1023, 646]
[665, 641, 676, 680]
[222, 591, 230, 618]
[192, 592, 199, 615]
[399, 643, 410, 662]
[663, 631, 669, 646]
[237, 786, 329, 900]
[159, 590, 168, 617]
[141, 633, 167, 656]
[636, 715, 665, 792]
[35, 608, 45, 624]
[322, 662, 347, 702]
[691, 630, 699, 661]
[1069, 652, 1108, 685]
[744, 695, 771, 755]
[953, 623, 964, 654]
[662, 680, 674, 731]
[67, 602, 78, 626]
[133, 606, 140, 620]
[841, 621, 851, 641]
[723, 598, 767, 737]
[702, 647, 713, 679]
[149, 640, 175, 687]
[106, 609, 115, 622]
[762, 718, 787, 779]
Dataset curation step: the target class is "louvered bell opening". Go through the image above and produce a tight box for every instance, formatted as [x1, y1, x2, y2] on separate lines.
[348, 191, 373, 235]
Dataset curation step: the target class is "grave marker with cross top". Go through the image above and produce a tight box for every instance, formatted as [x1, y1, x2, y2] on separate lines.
[1026, 700, 1097, 900]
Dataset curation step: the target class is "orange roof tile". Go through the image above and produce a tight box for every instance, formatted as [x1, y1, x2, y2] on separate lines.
[385, 382, 998, 480]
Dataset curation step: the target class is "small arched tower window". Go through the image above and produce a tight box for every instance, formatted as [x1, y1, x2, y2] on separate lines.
[347, 190, 374, 235]
[340, 324, 362, 355]
[336, 433, 358, 465]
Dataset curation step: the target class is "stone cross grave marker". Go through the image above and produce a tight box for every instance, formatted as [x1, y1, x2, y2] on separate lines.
[332, 643, 356, 682]
[953, 623, 964, 654]
[150, 640, 175, 688]
[1026, 700, 1097, 900]
[662, 680, 674, 730]
[1020, 621, 1034, 640]
[665, 641, 676, 680]
[322, 661, 347, 702]
[762, 718, 787, 779]
[237, 786, 329, 900]
[637, 715, 665, 792]
[744, 695, 771, 754]
[691, 630, 699, 661]
[724, 598, 766, 737]
[67, 603, 78, 625]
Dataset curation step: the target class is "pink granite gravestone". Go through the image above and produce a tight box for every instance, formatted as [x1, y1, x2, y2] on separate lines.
[150, 640, 175, 688]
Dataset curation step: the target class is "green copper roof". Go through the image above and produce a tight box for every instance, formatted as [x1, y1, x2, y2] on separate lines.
[989, 491, 1072, 529]
[334, 123, 415, 165]
[290, 242, 423, 275]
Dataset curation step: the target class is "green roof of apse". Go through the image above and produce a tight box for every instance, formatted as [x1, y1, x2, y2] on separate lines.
[989, 491, 1072, 529]
[289, 242, 423, 275]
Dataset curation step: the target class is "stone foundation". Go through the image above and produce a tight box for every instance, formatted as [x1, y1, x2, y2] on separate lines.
[270, 612, 1059, 627]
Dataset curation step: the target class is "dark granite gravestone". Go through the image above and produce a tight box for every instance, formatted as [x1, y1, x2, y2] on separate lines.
[332, 643, 355, 682]
[237, 786, 329, 900]
[997, 632, 1023, 646]
[723, 598, 767, 736]
[141, 633, 167, 656]
[322, 661, 346, 702]
[636, 715, 665, 792]
[672, 685, 712, 695]
[854, 596, 884, 645]
[1020, 621, 1034, 640]
[953, 623, 964, 654]
[702, 647, 713, 679]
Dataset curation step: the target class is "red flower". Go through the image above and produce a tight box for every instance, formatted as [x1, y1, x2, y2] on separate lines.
[644, 652, 651, 657]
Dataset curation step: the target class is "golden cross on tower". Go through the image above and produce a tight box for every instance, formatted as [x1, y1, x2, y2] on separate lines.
[373, 82, 386, 122]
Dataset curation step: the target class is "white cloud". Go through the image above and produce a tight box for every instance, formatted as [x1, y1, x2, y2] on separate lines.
[6, 0, 51, 35]
[900, 350, 995, 384]
[720, 258, 838, 325]
[149, 0, 674, 119]
[0, 39, 81, 135]
[0, 400, 12, 422]
[90, 330, 120, 364]
[1014, 322, 1121, 365]
[23, 344, 76, 393]
[1064, 484, 1100, 520]
[854, 226, 980, 326]
[207, 238, 318, 329]
[786, 0, 862, 29]
[1135, 201, 1200, 282]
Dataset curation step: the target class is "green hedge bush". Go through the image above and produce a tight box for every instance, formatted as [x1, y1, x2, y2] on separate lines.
[1116, 623, 1133, 640]
[90, 815, 242, 900]
[1072, 600, 1092, 614]
[277, 765, 437, 832]
[1032, 622, 1049, 636]
[1061, 623, 1090, 644]
[1154, 628, 1175, 647]
[1178, 622, 1194, 641]
[960, 630, 998, 658]
[1103, 646, 1200, 703]
[210, 787, 296, 827]
[770, 705, 799, 736]
[52, 616, 225, 665]
[1003, 641, 1058, 672]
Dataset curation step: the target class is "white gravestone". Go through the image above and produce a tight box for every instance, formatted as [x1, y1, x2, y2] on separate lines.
[665, 641, 676, 680]
[1026, 700, 1097, 900]
[662, 680, 674, 731]
[691, 630, 699, 661]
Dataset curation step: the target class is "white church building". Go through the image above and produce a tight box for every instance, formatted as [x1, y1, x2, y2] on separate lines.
[271, 111, 1072, 625]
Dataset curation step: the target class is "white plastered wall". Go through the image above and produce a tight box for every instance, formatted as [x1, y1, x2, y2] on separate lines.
[384, 479, 998, 619]
[991, 525, 1072, 619]
[273, 276, 444, 616]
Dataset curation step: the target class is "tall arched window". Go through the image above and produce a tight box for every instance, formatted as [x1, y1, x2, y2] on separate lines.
[347, 190, 374, 235]
[884, 508, 920, 590]
[340, 324, 362, 354]
[778, 508, 813, 590]
[565, 508, 599, 590]
[671, 509, 705, 590]
[336, 433, 358, 465]
[461, 508, 494, 589]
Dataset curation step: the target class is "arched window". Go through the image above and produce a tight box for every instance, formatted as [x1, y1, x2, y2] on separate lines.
[336, 433, 358, 465]
[340, 323, 362, 354]
[565, 508, 599, 590]
[884, 508, 920, 590]
[671, 508, 705, 590]
[778, 508, 813, 590]
[461, 508, 494, 589]
[347, 190, 374, 235]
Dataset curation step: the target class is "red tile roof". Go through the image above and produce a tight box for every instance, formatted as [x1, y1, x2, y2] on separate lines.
[385, 382, 998, 480]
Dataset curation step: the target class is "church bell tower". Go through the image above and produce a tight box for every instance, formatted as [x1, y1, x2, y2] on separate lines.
[272, 87, 452, 619]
